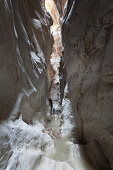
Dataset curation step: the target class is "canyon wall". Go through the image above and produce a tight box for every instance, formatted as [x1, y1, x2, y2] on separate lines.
[44, 0, 63, 109]
[54, 0, 67, 17]
[62, 0, 113, 168]
[0, 0, 53, 122]
[0, 1, 54, 169]
[43, 0, 67, 106]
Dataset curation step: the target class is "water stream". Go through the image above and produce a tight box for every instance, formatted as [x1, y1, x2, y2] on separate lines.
[43, 113, 96, 170]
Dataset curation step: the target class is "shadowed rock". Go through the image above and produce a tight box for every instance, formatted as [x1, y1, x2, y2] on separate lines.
[0, 0, 53, 121]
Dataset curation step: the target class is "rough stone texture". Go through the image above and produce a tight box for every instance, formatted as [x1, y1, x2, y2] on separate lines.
[0, 128, 13, 170]
[43, 0, 63, 109]
[43, 0, 67, 106]
[43, 0, 66, 17]
[54, 0, 67, 17]
[62, 0, 113, 168]
[59, 55, 67, 103]
[0, 0, 53, 122]
[0, 117, 54, 170]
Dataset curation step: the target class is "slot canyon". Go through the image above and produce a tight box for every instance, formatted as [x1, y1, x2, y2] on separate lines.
[0, 0, 113, 170]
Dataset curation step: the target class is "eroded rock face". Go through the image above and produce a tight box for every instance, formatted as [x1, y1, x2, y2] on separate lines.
[43, 0, 66, 17]
[43, 0, 67, 107]
[54, 0, 67, 17]
[62, 0, 113, 168]
[44, 0, 63, 109]
[0, 0, 53, 122]
[0, 128, 13, 170]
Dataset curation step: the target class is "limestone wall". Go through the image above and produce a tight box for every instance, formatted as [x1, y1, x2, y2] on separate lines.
[0, 0, 53, 122]
[62, 0, 113, 168]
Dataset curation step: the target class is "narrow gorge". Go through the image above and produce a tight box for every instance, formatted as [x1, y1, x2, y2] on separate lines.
[0, 0, 113, 170]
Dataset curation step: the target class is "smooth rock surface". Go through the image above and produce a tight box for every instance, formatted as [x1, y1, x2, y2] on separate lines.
[0, 0, 53, 122]
[62, 0, 113, 168]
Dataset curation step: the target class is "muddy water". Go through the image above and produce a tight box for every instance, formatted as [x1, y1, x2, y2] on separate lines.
[45, 115, 96, 170]
[48, 137, 71, 161]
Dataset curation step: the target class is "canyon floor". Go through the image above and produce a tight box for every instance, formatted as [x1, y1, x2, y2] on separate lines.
[37, 99, 96, 170]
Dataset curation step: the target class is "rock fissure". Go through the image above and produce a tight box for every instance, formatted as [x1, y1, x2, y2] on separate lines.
[1, 0, 113, 170]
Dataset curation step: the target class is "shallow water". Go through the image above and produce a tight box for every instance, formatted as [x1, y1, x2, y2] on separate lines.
[46, 115, 96, 170]
[48, 137, 71, 161]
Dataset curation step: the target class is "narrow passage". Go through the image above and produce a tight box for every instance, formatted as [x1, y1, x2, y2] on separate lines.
[39, 98, 96, 170]
[40, 1, 97, 170]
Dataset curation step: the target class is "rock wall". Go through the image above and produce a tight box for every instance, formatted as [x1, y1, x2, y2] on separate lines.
[43, 0, 63, 109]
[62, 0, 113, 168]
[0, 0, 53, 122]
[43, 0, 67, 17]
[42, 0, 67, 106]
[54, 0, 67, 17]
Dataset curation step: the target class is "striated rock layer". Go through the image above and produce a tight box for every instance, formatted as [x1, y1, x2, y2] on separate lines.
[44, 0, 63, 109]
[0, 0, 53, 122]
[43, 0, 67, 106]
[54, 0, 67, 17]
[0, 1, 54, 169]
[62, 0, 113, 168]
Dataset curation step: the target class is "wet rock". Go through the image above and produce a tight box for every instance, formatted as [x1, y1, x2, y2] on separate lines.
[0, 128, 12, 170]
[37, 156, 74, 170]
